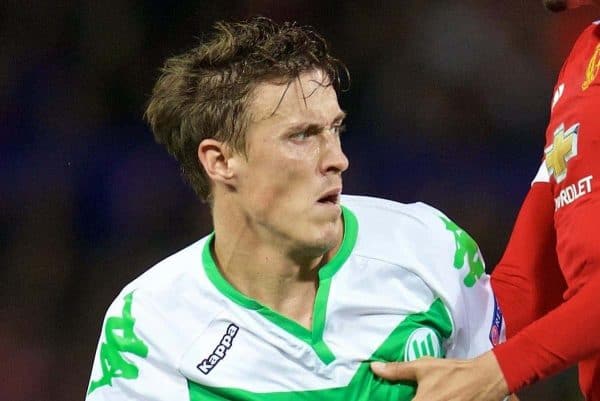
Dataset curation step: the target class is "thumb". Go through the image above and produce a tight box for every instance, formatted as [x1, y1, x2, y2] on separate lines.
[370, 360, 419, 382]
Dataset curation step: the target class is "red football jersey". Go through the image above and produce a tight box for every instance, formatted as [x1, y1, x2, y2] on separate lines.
[492, 21, 600, 400]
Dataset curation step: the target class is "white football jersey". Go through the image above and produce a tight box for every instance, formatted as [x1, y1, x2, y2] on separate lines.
[86, 195, 504, 401]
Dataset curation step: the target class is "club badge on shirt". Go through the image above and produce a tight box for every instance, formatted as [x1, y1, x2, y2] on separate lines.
[403, 327, 442, 361]
[582, 43, 600, 91]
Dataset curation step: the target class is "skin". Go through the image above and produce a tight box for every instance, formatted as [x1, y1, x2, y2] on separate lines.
[370, 2, 599, 400]
[198, 69, 348, 329]
[371, 354, 510, 401]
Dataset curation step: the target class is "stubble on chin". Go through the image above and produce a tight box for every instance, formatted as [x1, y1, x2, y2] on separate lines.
[543, 0, 568, 11]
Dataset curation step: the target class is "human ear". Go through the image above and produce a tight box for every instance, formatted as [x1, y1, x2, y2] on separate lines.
[198, 139, 235, 184]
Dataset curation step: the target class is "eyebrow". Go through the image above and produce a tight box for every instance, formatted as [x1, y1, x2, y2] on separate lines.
[282, 111, 347, 134]
[334, 110, 347, 123]
[269, 109, 346, 123]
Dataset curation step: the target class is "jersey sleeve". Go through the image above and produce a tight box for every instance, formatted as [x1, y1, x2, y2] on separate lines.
[417, 207, 506, 360]
[491, 180, 566, 338]
[492, 168, 600, 392]
[85, 289, 189, 401]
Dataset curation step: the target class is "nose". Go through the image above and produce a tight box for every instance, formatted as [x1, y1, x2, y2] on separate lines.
[320, 131, 349, 175]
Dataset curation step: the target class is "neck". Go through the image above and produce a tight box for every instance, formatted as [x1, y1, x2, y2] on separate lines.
[210, 197, 343, 329]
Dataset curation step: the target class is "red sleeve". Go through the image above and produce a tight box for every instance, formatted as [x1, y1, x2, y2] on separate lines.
[493, 253, 600, 392]
[491, 183, 566, 338]
[492, 179, 600, 392]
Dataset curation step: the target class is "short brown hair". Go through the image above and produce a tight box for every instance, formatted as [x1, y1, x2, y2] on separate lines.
[145, 16, 348, 201]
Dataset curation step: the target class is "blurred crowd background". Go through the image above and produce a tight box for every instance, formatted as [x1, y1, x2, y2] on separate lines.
[2, 1, 597, 400]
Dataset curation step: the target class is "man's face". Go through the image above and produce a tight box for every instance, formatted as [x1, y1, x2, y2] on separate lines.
[543, 0, 599, 11]
[230, 69, 349, 256]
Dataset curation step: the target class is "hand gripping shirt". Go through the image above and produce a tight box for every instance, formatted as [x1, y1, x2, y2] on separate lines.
[86, 195, 504, 401]
[492, 21, 600, 400]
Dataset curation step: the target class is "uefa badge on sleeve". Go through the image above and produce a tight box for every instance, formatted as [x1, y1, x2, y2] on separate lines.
[489, 297, 503, 346]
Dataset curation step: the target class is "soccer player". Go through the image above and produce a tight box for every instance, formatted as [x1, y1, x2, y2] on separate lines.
[85, 17, 505, 401]
[370, 1, 600, 400]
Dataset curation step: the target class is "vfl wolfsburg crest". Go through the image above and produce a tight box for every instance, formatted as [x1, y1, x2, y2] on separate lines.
[404, 327, 441, 361]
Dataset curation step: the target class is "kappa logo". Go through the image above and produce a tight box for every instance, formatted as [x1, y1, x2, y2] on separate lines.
[197, 324, 239, 375]
[404, 327, 441, 361]
[545, 123, 579, 184]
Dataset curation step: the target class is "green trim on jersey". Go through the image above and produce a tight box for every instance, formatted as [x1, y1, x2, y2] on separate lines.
[187, 298, 452, 401]
[202, 206, 358, 364]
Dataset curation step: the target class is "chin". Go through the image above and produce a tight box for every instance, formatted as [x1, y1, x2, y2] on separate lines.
[317, 222, 342, 251]
[287, 208, 343, 258]
[296, 223, 340, 257]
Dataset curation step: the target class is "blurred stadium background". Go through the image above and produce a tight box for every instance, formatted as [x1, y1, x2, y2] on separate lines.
[1, 1, 596, 400]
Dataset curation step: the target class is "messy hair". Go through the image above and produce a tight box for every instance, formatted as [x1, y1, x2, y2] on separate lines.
[144, 16, 348, 201]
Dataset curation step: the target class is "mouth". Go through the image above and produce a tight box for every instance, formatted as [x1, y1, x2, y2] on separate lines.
[317, 189, 341, 205]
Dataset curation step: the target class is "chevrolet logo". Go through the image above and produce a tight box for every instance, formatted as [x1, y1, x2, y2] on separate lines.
[544, 123, 579, 184]
[582, 44, 600, 91]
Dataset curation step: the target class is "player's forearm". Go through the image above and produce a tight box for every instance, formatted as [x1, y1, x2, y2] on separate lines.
[493, 273, 600, 392]
[491, 183, 565, 336]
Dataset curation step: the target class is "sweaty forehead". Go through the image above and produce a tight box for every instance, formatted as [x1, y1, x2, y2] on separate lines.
[249, 70, 341, 123]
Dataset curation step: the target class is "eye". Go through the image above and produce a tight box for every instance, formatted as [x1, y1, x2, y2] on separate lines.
[289, 127, 318, 142]
[290, 131, 310, 140]
[332, 124, 346, 136]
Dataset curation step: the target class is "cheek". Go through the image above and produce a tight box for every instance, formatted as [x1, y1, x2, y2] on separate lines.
[240, 136, 320, 212]
[288, 141, 321, 162]
[248, 156, 313, 212]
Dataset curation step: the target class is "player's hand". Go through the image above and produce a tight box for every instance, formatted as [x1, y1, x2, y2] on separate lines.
[370, 351, 510, 401]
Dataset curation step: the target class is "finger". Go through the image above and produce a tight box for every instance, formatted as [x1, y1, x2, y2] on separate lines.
[370, 361, 419, 381]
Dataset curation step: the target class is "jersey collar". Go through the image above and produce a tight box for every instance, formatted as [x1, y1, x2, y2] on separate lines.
[201, 205, 358, 364]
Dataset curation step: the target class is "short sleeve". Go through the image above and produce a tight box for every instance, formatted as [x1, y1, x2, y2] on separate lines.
[429, 212, 506, 359]
[85, 290, 189, 401]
